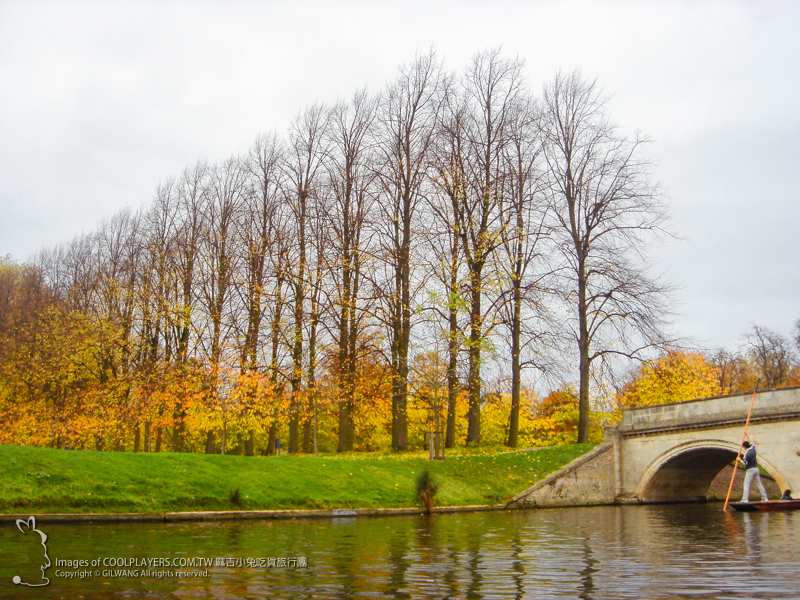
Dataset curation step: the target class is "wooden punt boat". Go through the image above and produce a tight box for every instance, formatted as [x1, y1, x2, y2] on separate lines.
[729, 499, 800, 512]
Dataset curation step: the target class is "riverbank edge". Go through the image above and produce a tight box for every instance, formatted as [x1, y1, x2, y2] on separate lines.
[0, 504, 511, 524]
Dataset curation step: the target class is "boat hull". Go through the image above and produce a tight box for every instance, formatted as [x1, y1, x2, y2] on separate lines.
[730, 499, 800, 512]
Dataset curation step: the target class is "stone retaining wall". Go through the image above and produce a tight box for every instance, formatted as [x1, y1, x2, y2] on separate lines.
[507, 443, 617, 508]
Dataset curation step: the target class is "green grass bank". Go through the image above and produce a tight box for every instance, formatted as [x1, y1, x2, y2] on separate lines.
[1, 443, 596, 514]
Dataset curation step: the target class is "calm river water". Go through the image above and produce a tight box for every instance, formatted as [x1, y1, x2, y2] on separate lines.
[2, 504, 799, 599]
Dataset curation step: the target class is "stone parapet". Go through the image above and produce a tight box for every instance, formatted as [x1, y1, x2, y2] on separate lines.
[618, 386, 800, 436]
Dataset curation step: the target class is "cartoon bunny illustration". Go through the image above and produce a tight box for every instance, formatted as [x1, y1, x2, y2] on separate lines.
[12, 516, 50, 587]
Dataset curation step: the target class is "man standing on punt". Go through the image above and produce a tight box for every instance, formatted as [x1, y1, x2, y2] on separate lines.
[739, 441, 769, 503]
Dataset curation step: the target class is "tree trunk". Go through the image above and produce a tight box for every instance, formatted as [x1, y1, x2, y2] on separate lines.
[577, 255, 590, 443]
[507, 244, 523, 447]
[466, 268, 482, 446]
[302, 418, 312, 453]
[245, 429, 255, 456]
[267, 423, 277, 456]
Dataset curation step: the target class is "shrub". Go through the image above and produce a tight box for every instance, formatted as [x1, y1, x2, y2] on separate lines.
[415, 470, 439, 514]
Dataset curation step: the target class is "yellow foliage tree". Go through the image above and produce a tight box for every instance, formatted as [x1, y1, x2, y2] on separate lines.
[616, 351, 722, 410]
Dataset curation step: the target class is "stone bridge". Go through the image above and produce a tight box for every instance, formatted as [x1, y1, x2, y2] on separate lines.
[510, 386, 800, 507]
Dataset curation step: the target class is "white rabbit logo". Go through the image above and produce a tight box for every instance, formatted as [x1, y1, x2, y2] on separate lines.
[12, 516, 50, 587]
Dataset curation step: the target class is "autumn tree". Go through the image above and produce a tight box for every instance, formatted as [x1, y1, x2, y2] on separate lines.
[531, 387, 580, 445]
[706, 348, 758, 395]
[616, 351, 721, 409]
[0, 257, 123, 449]
[541, 70, 671, 443]
[3, 53, 704, 455]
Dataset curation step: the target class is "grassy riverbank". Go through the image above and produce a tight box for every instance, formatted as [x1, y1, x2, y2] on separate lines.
[0, 443, 595, 514]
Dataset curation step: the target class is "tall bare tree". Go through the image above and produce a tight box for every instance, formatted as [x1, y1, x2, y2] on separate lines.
[324, 90, 378, 452]
[283, 105, 329, 453]
[497, 95, 550, 447]
[375, 50, 442, 451]
[173, 162, 208, 365]
[429, 80, 468, 448]
[541, 70, 671, 443]
[233, 132, 284, 454]
[441, 49, 525, 445]
[198, 157, 248, 453]
[168, 162, 208, 452]
[135, 184, 181, 451]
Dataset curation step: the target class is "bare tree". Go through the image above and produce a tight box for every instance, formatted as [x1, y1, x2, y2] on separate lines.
[232, 132, 284, 454]
[541, 70, 671, 443]
[283, 105, 329, 453]
[374, 49, 442, 451]
[428, 75, 468, 448]
[438, 49, 525, 445]
[323, 89, 379, 452]
[496, 94, 550, 447]
[197, 157, 248, 453]
[166, 162, 209, 452]
[707, 348, 745, 395]
[423, 186, 466, 449]
[173, 162, 208, 365]
[264, 233, 289, 456]
[745, 324, 795, 388]
[794, 318, 800, 354]
[135, 183, 182, 452]
[238, 134, 282, 372]
[91, 209, 148, 451]
[140, 181, 180, 366]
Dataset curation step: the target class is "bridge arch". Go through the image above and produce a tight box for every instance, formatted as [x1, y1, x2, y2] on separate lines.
[636, 439, 788, 503]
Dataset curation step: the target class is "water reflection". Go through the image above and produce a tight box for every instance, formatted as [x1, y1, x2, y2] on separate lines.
[1, 505, 799, 599]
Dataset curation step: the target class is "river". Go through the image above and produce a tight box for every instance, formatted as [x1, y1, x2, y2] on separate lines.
[2, 504, 799, 599]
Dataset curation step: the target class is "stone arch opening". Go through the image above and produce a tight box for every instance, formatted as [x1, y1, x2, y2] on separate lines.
[637, 440, 786, 503]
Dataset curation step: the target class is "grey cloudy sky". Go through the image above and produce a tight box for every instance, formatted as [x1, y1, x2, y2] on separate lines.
[1, 0, 798, 352]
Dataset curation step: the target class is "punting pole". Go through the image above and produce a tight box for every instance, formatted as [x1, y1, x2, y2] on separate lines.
[723, 378, 761, 511]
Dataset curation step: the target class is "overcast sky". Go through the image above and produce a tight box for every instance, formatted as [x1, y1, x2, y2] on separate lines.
[1, 0, 798, 352]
